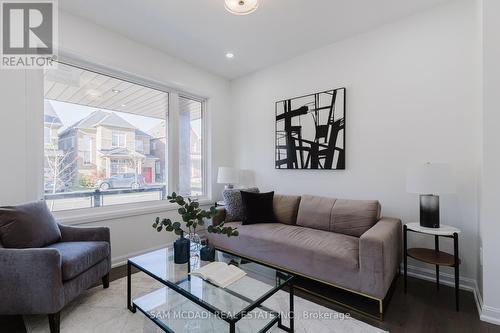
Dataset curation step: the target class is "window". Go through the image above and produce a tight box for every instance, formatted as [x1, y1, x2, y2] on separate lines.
[112, 132, 126, 148]
[83, 136, 93, 165]
[43, 62, 206, 212]
[179, 96, 204, 196]
[111, 159, 129, 175]
[135, 139, 144, 152]
[43, 63, 169, 211]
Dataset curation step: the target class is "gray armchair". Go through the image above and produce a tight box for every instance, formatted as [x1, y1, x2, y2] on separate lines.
[0, 216, 111, 333]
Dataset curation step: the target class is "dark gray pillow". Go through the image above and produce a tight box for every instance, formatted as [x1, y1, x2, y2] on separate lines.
[223, 187, 259, 222]
[0, 201, 61, 248]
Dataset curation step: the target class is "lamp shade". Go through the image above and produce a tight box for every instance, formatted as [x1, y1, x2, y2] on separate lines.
[406, 163, 455, 195]
[217, 167, 240, 185]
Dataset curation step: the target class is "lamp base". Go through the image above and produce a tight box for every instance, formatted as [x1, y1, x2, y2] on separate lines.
[420, 194, 440, 228]
[224, 184, 234, 190]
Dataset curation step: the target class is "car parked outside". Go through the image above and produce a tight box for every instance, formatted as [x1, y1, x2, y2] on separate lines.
[96, 173, 145, 191]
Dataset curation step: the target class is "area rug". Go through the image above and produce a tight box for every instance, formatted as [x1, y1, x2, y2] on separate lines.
[24, 272, 386, 333]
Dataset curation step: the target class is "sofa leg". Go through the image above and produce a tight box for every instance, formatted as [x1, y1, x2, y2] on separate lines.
[102, 273, 110, 289]
[48, 312, 60, 333]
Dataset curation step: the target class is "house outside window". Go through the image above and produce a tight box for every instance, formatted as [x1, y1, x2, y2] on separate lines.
[112, 132, 126, 148]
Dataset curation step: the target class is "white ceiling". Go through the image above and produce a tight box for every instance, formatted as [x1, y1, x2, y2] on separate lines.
[60, 0, 452, 79]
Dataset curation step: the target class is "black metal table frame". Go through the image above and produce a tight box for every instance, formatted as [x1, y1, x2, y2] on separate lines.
[127, 249, 295, 333]
[403, 225, 460, 311]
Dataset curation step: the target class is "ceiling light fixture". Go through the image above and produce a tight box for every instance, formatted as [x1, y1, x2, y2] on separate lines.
[224, 0, 260, 15]
[112, 89, 121, 93]
[121, 104, 127, 107]
[226, 52, 235, 59]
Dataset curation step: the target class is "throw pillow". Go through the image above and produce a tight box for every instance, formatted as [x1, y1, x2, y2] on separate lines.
[223, 187, 259, 222]
[241, 191, 276, 225]
[0, 201, 61, 248]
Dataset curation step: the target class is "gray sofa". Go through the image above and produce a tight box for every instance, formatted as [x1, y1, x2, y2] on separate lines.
[208, 194, 401, 312]
[0, 202, 111, 333]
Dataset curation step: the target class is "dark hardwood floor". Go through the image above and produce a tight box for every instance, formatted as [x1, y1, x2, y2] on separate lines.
[2, 266, 499, 333]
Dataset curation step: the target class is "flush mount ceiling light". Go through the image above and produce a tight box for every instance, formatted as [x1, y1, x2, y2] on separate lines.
[224, 0, 260, 15]
[226, 52, 234, 59]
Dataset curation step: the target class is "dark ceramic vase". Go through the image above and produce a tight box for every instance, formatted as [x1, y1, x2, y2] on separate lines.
[200, 244, 216, 262]
[174, 234, 190, 264]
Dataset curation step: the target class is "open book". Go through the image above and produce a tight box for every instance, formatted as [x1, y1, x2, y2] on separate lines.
[190, 262, 247, 288]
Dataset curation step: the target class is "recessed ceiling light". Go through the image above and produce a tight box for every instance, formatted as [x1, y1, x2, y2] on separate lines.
[226, 52, 235, 59]
[121, 104, 127, 107]
[225, 0, 260, 15]
[112, 89, 121, 93]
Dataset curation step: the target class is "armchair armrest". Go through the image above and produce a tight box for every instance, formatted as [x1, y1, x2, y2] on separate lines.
[359, 217, 402, 299]
[58, 224, 110, 243]
[0, 248, 64, 315]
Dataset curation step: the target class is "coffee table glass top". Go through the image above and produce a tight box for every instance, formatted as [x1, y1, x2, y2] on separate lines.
[128, 247, 293, 318]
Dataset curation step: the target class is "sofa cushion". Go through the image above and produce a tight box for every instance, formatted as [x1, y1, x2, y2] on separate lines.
[296, 195, 337, 231]
[331, 199, 381, 237]
[208, 222, 360, 287]
[45, 241, 110, 281]
[0, 201, 61, 248]
[223, 187, 259, 222]
[241, 191, 276, 225]
[273, 194, 301, 225]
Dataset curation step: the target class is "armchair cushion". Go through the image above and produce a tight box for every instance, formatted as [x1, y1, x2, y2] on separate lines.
[44, 241, 110, 281]
[0, 201, 61, 248]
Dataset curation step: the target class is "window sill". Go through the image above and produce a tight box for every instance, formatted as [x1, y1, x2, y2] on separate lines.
[54, 197, 214, 226]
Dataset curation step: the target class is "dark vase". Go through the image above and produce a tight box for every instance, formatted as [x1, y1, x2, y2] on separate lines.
[174, 234, 190, 264]
[200, 244, 216, 262]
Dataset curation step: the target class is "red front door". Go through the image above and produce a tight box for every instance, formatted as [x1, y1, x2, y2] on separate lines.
[142, 167, 152, 183]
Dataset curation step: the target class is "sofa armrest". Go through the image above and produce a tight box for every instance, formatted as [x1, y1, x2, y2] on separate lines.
[0, 248, 64, 314]
[359, 217, 402, 299]
[58, 224, 110, 243]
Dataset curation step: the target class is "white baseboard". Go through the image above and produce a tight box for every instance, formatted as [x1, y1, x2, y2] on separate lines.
[404, 264, 500, 326]
[404, 263, 477, 292]
[480, 305, 500, 326]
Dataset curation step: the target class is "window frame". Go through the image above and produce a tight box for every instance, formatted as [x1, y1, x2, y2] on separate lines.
[178, 94, 207, 197]
[43, 57, 211, 223]
[82, 135, 93, 165]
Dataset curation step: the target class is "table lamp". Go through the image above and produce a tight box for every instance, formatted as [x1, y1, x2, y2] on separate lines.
[217, 167, 239, 189]
[406, 162, 455, 228]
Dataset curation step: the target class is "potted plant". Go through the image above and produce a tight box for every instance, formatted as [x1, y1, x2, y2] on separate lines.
[153, 192, 238, 264]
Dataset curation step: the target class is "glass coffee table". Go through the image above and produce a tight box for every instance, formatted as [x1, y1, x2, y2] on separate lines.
[127, 247, 294, 333]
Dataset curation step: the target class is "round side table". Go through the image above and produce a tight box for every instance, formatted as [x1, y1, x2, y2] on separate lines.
[403, 222, 461, 311]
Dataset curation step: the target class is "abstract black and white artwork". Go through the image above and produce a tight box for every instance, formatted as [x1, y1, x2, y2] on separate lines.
[275, 88, 345, 170]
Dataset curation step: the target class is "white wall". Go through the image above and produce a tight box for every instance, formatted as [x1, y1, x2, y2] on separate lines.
[230, 0, 481, 285]
[480, 0, 500, 325]
[0, 11, 233, 264]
